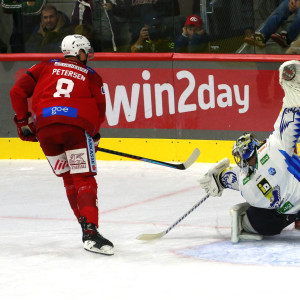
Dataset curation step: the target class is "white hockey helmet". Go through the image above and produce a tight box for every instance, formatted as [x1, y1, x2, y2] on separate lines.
[61, 34, 94, 59]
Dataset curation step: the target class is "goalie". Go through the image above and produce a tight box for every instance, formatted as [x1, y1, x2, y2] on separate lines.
[199, 60, 300, 243]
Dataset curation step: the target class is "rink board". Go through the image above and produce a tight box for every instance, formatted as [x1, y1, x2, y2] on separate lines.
[0, 53, 293, 162]
[0, 137, 235, 163]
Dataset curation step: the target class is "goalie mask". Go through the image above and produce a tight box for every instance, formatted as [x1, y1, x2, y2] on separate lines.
[61, 34, 94, 62]
[232, 133, 260, 174]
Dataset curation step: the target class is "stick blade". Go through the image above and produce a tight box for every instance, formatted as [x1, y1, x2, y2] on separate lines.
[183, 148, 200, 169]
[136, 231, 165, 241]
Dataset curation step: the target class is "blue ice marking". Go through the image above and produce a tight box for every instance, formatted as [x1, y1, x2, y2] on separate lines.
[177, 239, 300, 266]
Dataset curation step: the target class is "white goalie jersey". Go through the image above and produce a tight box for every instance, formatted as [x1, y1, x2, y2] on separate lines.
[220, 107, 300, 214]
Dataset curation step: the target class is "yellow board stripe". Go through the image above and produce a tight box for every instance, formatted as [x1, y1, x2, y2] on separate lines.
[0, 138, 236, 163]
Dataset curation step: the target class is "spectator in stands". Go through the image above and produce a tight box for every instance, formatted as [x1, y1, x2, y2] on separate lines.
[111, 0, 179, 48]
[2, 0, 44, 53]
[71, 0, 121, 52]
[130, 13, 174, 53]
[0, 37, 7, 53]
[286, 35, 300, 53]
[175, 14, 209, 53]
[244, 0, 300, 48]
[25, 4, 72, 53]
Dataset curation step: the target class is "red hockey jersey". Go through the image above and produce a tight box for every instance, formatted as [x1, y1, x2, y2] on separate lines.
[10, 58, 106, 136]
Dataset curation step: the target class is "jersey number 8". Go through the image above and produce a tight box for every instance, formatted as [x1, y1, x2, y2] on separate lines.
[53, 78, 75, 98]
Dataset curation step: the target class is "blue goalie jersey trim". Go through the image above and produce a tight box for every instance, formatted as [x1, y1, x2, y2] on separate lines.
[279, 150, 300, 182]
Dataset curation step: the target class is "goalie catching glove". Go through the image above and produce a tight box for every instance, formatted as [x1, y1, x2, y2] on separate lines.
[198, 158, 230, 197]
[13, 112, 37, 142]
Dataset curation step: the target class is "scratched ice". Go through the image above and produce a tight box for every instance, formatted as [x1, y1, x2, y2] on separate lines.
[0, 160, 299, 300]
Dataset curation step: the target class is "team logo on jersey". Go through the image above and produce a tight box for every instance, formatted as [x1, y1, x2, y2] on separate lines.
[43, 106, 77, 118]
[222, 171, 237, 188]
[268, 167, 276, 176]
[257, 178, 272, 195]
[260, 154, 269, 165]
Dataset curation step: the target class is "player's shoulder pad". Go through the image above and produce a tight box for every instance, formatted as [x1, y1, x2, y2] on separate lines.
[85, 66, 95, 74]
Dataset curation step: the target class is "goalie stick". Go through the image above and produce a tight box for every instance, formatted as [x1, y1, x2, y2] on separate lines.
[136, 193, 210, 240]
[98, 147, 200, 170]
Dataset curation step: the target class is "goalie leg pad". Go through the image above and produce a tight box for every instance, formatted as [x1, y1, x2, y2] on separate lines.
[230, 202, 263, 243]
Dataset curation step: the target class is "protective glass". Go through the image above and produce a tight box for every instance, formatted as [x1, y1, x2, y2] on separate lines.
[87, 47, 94, 60]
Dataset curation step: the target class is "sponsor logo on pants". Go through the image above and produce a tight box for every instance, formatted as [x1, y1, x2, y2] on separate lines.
[66, 148, 89, 174]
[47, 154, 70, 175]
[86, 132, 97, 173]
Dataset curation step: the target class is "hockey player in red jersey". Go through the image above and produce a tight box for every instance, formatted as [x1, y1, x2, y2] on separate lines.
[10, 34, 114, 255]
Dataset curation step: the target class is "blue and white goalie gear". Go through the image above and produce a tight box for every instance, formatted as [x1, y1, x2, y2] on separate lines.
[220, 166, 240, 191]
[198, 158, 230, 197]
[230, 203, 263, 243]
[279, 60, 300, 108]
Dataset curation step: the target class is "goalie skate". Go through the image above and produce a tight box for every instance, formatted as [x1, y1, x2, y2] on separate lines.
[80, 217, 114, 255]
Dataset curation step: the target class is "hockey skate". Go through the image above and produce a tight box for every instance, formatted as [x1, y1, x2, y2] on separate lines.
[79, 217, 114, 255]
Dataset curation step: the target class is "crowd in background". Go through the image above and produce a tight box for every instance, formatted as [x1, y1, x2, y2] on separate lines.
[244, 0, 300, 54]
[0, 0, 297, 54]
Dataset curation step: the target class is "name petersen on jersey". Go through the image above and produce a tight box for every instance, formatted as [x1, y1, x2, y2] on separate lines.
[52, 68, 86, 82]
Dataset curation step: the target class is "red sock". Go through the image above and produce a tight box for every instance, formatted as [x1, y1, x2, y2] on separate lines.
[63, 173, 80, 220]
[77, 185, 98, 226]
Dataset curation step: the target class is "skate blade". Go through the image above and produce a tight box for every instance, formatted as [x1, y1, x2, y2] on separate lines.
[84, 241, 114, 256]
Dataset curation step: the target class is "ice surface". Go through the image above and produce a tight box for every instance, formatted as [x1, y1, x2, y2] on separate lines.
[0, 160, 299, 300]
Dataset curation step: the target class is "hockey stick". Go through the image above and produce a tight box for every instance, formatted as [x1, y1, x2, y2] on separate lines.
[97, 147, 200, 170]
[136, 193, 210, 240]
